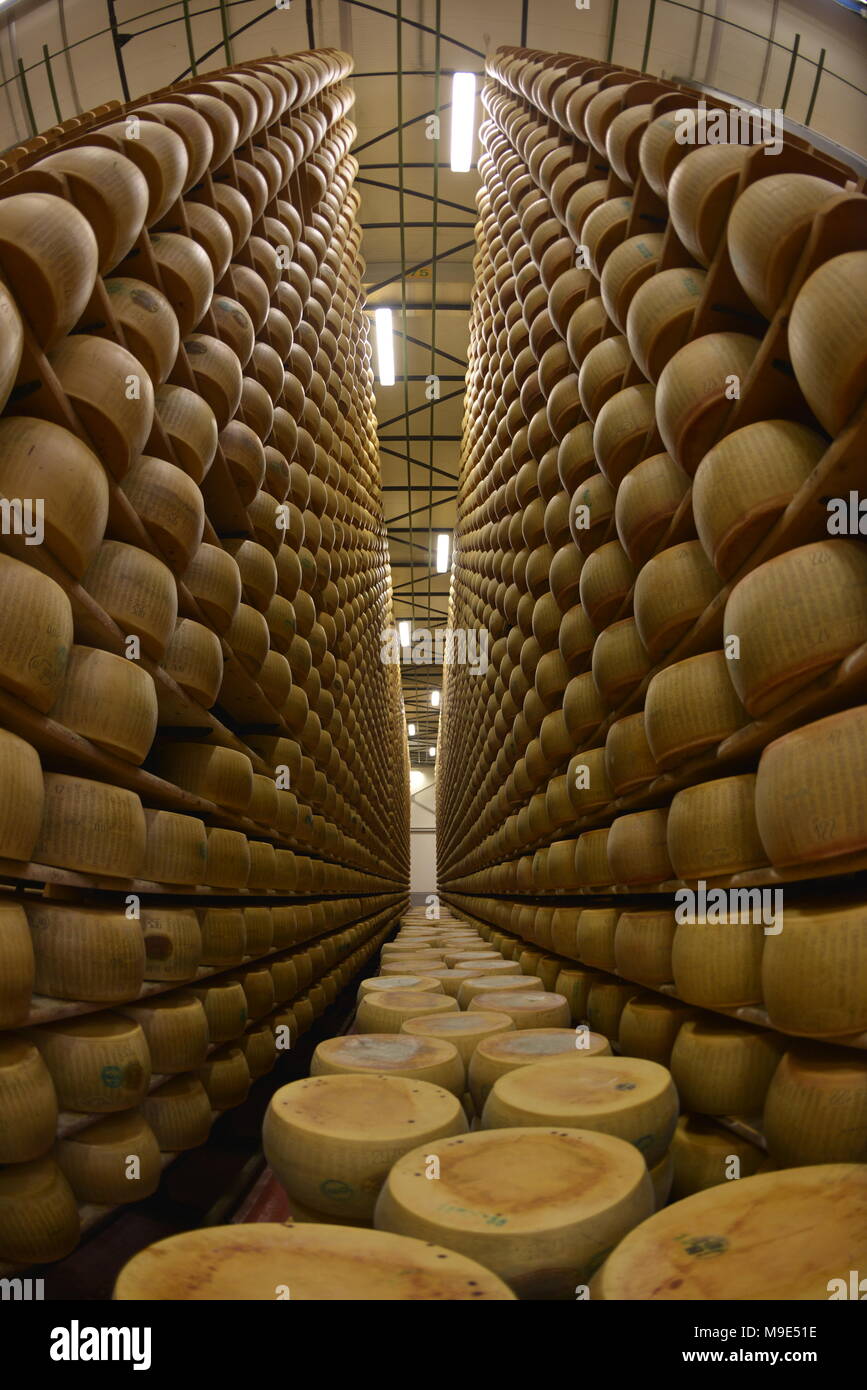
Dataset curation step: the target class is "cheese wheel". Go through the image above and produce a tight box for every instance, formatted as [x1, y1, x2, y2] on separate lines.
[141, 905, 202, 982]
[468, 1028, 612, 1113]
[626, 266, 706, 382]
[0, 192, 98, 348]
[608, 809, 673, 887]
[644, 651, 746, 769]
[121, 992, 209, 1072]
[226, 602, 269, 675]
[0, 728, 44, 862]
[180, 333, 243, 429]
[442, 949, 501, 969]
[263, 1073, 467, 1221]
[591, 1164, 867, 1300]
[231, 965, 275, 1020]
[184, 543, 241, 631]
[45, 335, 154, 479]
[184, 201, 233, 280]
[205, 827, 250, 889]
[693, 420, 825, 580]
[34, 773, 146, 878]
[457, 975, 543, 1009]
[727, 173, 842, 320]
[151, 383, 218, 482]
[724, 540, 867, 716]
[375, 1126, 654, 1299]
[153, 743, 253, 812]
[671, 913, 765, 1007]
[0, 280, 22, 412]
[113, 1221, 516, 1300]
[605, 713, 657, 796]
[423, 968, 493, 997]
[763, 1045, 867, 1165]
[467, 990, 570, 1030]
[50, 645, 158, 764]
[670, 1114, 768, 1201]
[788, 251, 867, 435]
[143, 1074, 213, 1151]
[189, 977, 247, 1040]
[618, 995, 695, 1066]
[593, 384, 657, 489]
[614, 909, 676, 987]
[120, 454, 204, 572]
[162, 619, 223, 709]
[83, 120, 187, 224]
[634, 540, 722, 660]
[577, 908, 619, 971]
[141, 232, 213, 337]
[482, 1055, 678, 1167]
[199, 1044, 251, 1111]
[637, 108, 701, 198]
[587, 980, 638, 1042]
[358, 976, 445, 1000]
[554, 966, 600, 1023]
[197, 909, 246, 970]
[0, 1156, 80, 1265]
[756, 706, 867, 867]
[0, 1036, 58, 1163]
[379, 961, 443, 979]
[614, 450, 690, 567]
[142, 809, 207, 886]
[667, 142, 752, 267]
[239, 1022, 277, 1080]
[670, 1019, 784, 1116]
[578, 540, 635, 629]
[311, 1034, 464, 1095]
[578, 336, 631, 421]
[242, 907, 272, 956]
[27, 901, 145, 1002]
[29, 1013, 151, 1112]
[0, 901, 35, 1028]
[667, 773, 767, 879]
[83, 541, 177, 660]
[356, 990, 459, 1034]
[247, 841, 276, 891]
[600, 233, 664, 333]
[10, 146, 148, 274]
[401, 1010, 516, 1069]
[762, 900, 867, 1037]
[101, 277, 179, 385]
[590, 619, 651, 708]
[656, 333, 761, 474]
[0, 555, 72, 713]
[0, 417, 108, 578]
[57, 1109, 161, 1204]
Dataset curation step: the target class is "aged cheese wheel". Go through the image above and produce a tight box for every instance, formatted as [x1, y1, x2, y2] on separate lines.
[591, 1164, 867, 1300]
[199, 1045, 251, 1111]
[45, 335, 154, 479]
[656, 332, 760, 474]
[379, 961, 443, 979]
[401, 1010, 516, 1070]
[142, 1075, 213, 1151]
[34, 773, 146, 878]
[600, 233, 664, 333]
[356, 990, 459, 1034]
[0, 900, 35, 1028]
[608, 809, 673, 886]
[226, 602, 269, 675]
[141, 905, 202, 981]
[456, 974, 543, 1009]
[231, 965, 275, 1020]
[0, 556, 72, 713]
[83, 541, 177, 660]
[555, 967, 599, 1023]
[693, 420, 825, 580]
[212, 296, 256, 367]
[163, 619, 223, 708]
[263, 1073, 467, 1222]
[644, 651, 746, 769]
[727, 173, 842, 320]
[151, 383, 218, 482]
[184, 200, 233, 280]
[614, 909, 676, 987]
[103, 277, 179, 384]
[614, 450, 690, 567]
[206, 827, 250, 889]
[0, 417, 108, 578]
[591, 618, 651, 708]
[667, 141, 752, 267]
[755, 707, 867, 868]
[57, 1109, 161, 1204]
[375, 1126, 653, 1299]
[184, 543, 241, 631]
[27, 901, 145, 1002]
[190, 977, 247, 1040]
[10, 146, 148, 274]
[0, 281, 22, 412]
[50, 645, 157, 764]
[358, 976, 445, 1000]
[467, 990, 570, 1030]
[667, 773, 767, 879]
[247, 842, 276, 892]
[29, 1013, 151, 1112]
[442, 949, 501, 969]
[138, 101, 214, 189]
[197, 909, 246, 969]
[634, 540, 721, 660]
[671, 913, 765, 1007]
[762, 900, 867, 1037]
[311, 1033, 464, 1095]
[626, 266, 706, 382]
[240, 1023, 277, 1080]
[670, 1113, 768, 1202]
[84, 120, 188, 225]
[605, 713, 657, 797]
[577, 908, 619, 971]
[724, 540, 867, 716]
[575, 828, 613, 887]
[577, 335, 631, 421]
[0, 1036, 58, 1163]
[0, 728, 44, 863]
[113, 1221, 516, 1300]
[121, 992, 208, 1072]
[468, 1028, 612, 1113]
[153, 744, 253, 812]
[241, 906, 272, 957]
[180, 333, 243, 428]
[587, 980, 638, 1042]
[637, 107, 701, 198]
[0, 1156, 80, 1265]
[421, 968, 490, 997]
[578, 540, 635, 629]
[763, 1045, 867, 1166]
[481, 1055, 678, 1167]
[618, 995, 695, 1066]
[142, 809, 207, 887]
[788, 250, 867, 436]
[0, 192, 98, 347]
[120, 454, 204, 572]
[670, 1018, 783, 1116]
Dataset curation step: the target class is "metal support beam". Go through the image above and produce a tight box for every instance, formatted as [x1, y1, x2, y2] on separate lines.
[378, 385, 465, 431]
[356, 176, 477, 217]
[367, 239, 476, 296]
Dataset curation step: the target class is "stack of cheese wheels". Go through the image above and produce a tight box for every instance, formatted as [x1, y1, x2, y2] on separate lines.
[761, 899, 867, 1037]
[467, 1028, 611, 1112]
[310, 1034, 465, 1096]
[375, 1126, 654, 1299]
[480, 1055, 678, 1166]
[355, 990, 459, 1033]
[669, 1018, 784, 1116]
[263, 1074, 467, 1223]
[762, 1044, 867, 1166]
[618, 995, 695, 1066]
[670, 1114, 768, 1200]
[152, 743, 253, 812]
[112, 1222, 516, 1300]
[590, 1165, 867, 1300]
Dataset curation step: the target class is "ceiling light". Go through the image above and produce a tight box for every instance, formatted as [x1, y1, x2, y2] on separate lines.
[409, 769, 426, 793]
[398, 619, 411, 646]
[374, 306, 395, 386]
[428, 746, 436, 757]
[408, 722, 416, 736]
[430, 690, 440, 707]
[435, 532, 451, 573]
[450, 72, 477, 172]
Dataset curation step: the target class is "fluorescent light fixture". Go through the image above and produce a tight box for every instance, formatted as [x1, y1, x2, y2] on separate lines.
[450, 72, 477, 172]
[374, 306, 395, 386]
[435, 532, 451, 573]
[398, 619, 411, 646]
[428, 746, 436, 757]
[408, 722, 416, 736]
[430, 689, 441, 708]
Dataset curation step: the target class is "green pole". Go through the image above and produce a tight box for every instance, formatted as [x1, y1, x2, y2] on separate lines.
[17, 58, 37, 137]
[781, 32, 800, 112]
[606, 0, 619, 64]
[181, 0, 198, 77]
[641, 0, 656, 74]
[43, 45, 61, 124]
[804, 46, 825, 126]
[218, 0, 233, 66]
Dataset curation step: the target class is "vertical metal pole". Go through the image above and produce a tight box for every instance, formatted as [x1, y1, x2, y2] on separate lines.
[42, 45, 61, 123]
[396, 0, 416, 637]
[781, 32, 800, 112]
[181, 0, 197, 77]
[426, 0, 441, 626]
[606, 0, 619, 63]
[218, 0, 233, 66]
[756, 0, 779, 106]
[804, 47, 825, 127]
[306, 0, 316, 47]
[17, 58, 36, 135]
[687, 0, 705, 82]
[520, 0, 529, 47]
[641, 0, 657, 75]
[106, 0, 131, 102]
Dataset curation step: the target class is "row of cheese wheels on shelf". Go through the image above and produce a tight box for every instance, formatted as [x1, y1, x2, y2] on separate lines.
[0, 892, 403, 1026]
[445, 701, 867, 890]
[0, 899, 401, 1266]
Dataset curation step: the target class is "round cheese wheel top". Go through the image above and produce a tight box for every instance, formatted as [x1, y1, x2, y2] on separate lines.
[591, 1164, 867, 1300]
[113, 1222, 516, 1300]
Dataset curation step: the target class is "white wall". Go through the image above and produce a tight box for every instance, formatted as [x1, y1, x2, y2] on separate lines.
[409, 766, 437, 904]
